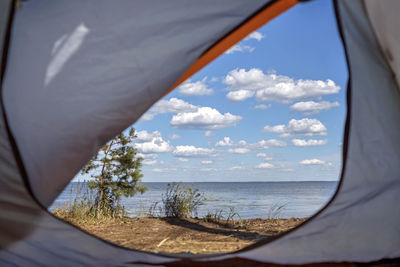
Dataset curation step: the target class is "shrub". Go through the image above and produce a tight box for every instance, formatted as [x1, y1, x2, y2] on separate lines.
[162, 182, 206, 218]
[203, 209, 224, 223]
[52, 182, 127, 224]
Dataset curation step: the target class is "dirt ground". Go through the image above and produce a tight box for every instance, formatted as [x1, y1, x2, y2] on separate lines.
[69, 217, 306, 254]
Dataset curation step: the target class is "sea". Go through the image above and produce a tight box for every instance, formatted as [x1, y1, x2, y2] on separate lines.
[51, 181, 338, 219]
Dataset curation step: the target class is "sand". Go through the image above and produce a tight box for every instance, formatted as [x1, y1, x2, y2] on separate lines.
[64, 217, 306, 254]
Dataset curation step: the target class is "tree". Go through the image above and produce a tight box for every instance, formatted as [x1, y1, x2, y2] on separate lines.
[82, 128, 147, 217]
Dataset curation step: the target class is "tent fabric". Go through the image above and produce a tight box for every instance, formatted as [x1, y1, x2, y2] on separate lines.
[364, 0, 400, 92]
[2, 0, 275, 207]
[234, 0, 400, 263]
[0, 0, 399, 266]
[168, 0, 297, 94]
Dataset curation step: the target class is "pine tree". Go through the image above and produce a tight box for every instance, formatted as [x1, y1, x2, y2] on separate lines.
[82, 128, 147, 217]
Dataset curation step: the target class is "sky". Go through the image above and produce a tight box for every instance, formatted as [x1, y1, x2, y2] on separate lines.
[78, 0, 348, 183]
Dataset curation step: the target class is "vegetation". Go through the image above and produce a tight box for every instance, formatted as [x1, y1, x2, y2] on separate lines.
[267, 203, 287, 220]
[52, 182, 100, 223]
[81, 128, 147, 218]
[203, 206, 242, 227]
[161, 182, 206, 218]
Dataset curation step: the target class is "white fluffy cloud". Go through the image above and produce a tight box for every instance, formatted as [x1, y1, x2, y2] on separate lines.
[255, 162, 274, 169]
[173, 145, 216, 158]
[299, 159, 326, 165]
[256, 139, 287, 149]
[204, 131, 215, 138]
[177, 158, 189, 162]
[256, 153, 273, 160]
[215, 137, 234, 147]
[136, 130, 161, 142]
[228, 148, 251, 154]
[292, 139, 328, 146]
[201, 160, 213, 165]
[169, 134, 181, 140]
[226, 90, 255, 102]
[134, 131, 173, 153]
[225, 45, 254, 54]
[224, 68, 340, 103]
[229, 166, 244, 171]
[153, 167, 177, 173]
[290, 101, 340, 115]
[254, 104, 271, 110]
[170, 107, 242, 130]
[178, 78, 213, 96]
[142, 159, 158, 165]
[201, 168, 217, 172]
[140, 98, 198, 121]
[137, 153, 158, 159]
[238, 140, 247, 147]
[244, 31, 265, 41]
[263, 118, 327, 137]
[225, 31, 264, 55]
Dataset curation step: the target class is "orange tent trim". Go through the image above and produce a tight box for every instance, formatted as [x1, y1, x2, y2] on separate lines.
[167, 0, 298, 94]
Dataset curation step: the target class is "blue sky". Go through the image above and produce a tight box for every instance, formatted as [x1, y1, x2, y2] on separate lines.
[80, 0, 348, 182]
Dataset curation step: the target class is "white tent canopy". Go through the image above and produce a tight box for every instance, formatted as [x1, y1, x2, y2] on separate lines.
[0, 0, 399, 265]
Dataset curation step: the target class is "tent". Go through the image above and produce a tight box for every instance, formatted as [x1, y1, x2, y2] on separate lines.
[0, 0, 399, 265]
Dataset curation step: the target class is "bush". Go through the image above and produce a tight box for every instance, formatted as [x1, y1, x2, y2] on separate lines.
[162, 182, 206, 218]
[52, 182, 127, 224]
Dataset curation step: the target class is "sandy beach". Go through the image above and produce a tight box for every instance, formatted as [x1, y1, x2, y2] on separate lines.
[62, 217, 306, 254]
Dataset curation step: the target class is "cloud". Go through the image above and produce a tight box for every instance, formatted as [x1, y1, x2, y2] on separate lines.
[140, 98, 198, 121]
[135, 130, 162, 142]
[299, 159, 326, 165]
[256, 139, 287, 149]
[254, 104, 271, 110]
[134, 131, 173, 153]
[201, 160, 213, 165]
[225, 31, 264, 54]
[224, 68, 340, 103]
[238, 140, 247, 147]
[244, 31, 265, 41]
[263, 118, 327, 137]
[178, 78, 213, 96]
[170, 107, 242, 130]
[256, 153, 273, 160]
[229, 166, 244, 171]
[169, 134, 181, 140]
[290, 101, 340, 115]
[137, 153, 158, 159]
[225, 44, 254, 54]
[204, 131, 215, 138]
[226, 90, 255, 102]
[255, 162, 274, 169]
[215, 137, 234, 147]
[178, 158, 189, 162]
[228, 148, 251, 154]
[201, 168, 217, 172]
[152, 167, 177, 173]
[173, 145, 216, 158]
[292, 139, 328, 146]
[142, 160, 158, 165]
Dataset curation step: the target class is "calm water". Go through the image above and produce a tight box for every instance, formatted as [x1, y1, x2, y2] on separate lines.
[51, 181, 338, 219]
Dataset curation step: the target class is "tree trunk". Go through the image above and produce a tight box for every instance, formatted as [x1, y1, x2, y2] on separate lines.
[97, 187, 104, 217]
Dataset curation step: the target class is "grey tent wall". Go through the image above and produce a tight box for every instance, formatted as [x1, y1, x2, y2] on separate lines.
[0, 1, 12, 75]
[232, 0, 400, 263]
[1, 0, 400, 266]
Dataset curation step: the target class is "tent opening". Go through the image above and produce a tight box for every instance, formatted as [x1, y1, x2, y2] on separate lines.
[49, 0, 347, 255]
